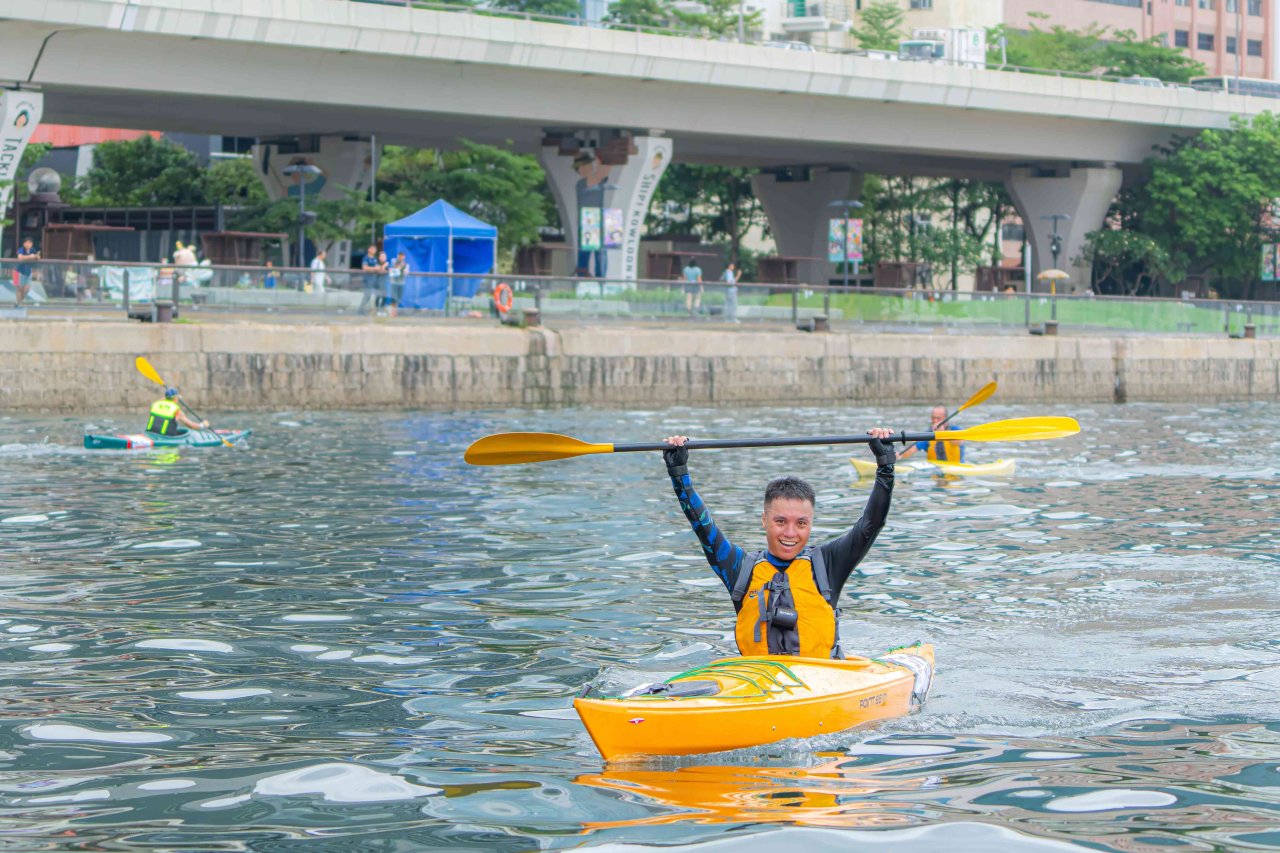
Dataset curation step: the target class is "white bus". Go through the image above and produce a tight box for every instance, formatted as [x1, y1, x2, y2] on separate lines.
[1189, 76, 1280, 98]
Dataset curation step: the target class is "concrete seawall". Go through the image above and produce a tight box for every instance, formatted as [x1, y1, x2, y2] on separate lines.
[1, 321, 1277, 412]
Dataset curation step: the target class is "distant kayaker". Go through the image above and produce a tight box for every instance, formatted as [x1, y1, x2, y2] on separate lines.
[661, 429, 895, 659]
[147, 387, 208, 437]
[898, 405, 964, 463]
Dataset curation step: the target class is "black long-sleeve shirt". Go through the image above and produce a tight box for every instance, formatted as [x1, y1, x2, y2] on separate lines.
[669, 461, 894, 607]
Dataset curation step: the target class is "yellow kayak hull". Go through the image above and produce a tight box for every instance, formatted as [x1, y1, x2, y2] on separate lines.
[574, 643, 934, 761]
[850, 457, 1015, 479]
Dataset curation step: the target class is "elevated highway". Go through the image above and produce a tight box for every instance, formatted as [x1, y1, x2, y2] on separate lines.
[1, 0, 1270, 279]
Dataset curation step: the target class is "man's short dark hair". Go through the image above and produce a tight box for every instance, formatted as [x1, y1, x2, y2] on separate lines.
[764, 477, 816, 509]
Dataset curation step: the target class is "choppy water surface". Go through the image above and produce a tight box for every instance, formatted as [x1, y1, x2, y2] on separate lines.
[1, 402, 1277, 851]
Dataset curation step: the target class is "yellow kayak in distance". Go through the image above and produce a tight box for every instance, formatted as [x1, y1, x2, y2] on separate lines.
[574, 643, 934, 762]
[850, 457, 1016, 479]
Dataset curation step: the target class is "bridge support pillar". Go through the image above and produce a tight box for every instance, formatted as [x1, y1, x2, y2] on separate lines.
[251, 135, 375, 266]
[539, 132, 672, 284]
[1007, 165, 1122, 291]
[0, 89, 45, 253]
[752, 167, 863, 287]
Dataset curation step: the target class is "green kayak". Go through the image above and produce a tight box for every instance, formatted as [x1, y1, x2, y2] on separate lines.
[83, 428, 252, 450]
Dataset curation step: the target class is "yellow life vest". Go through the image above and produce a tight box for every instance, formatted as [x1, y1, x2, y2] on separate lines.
[147, 399, 182, 436]
[926, 428, 963, 463]
[732, 550, 837, 658]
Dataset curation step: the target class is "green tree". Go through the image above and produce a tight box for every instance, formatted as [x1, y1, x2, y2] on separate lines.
[202, 157, 269, 205]
[992, 16, 1206, 82]
[606, 0, 673, 29]
[1099, 30, 1206, 83]
[932, 178, 1010, 288]
[860, 176, 1009, 288]
[82, 136, 208, 206]
[992, 16, 1104, 73]
[229, 188, 394, 249]
[851, 0, 906, 51]
[673, 0, 761, 37]
[1078, 229, 1173, 295]
[376, 141, 554, 255]
[1130, 113, 1280, 296]
[488, 0, 580, 19]
[649, 164, 767, 263]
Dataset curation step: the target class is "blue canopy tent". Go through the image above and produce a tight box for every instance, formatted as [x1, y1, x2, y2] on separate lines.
[383, 200, 498, 311]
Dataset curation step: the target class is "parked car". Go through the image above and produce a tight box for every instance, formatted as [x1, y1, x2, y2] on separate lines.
[765, 40, 816, 52]
[1117, 75, 1164, 88]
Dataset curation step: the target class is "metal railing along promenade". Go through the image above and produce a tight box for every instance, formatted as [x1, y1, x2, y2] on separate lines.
[1, 258, 1276, 337]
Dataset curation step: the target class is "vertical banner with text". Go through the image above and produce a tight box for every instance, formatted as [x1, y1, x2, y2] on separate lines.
[0, 90, 44, 248]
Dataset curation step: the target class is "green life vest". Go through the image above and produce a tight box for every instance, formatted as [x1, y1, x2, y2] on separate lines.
[147, 399, 184, 436]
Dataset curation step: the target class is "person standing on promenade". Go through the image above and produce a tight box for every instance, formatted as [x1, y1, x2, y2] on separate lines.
[721, 261, 740, 323]
[14, 237, 39, 307]
[309, 249, 327, 294]
[359, 245, 380, 314]
[682, 257, 703, 317]
[375, 250, 391, 316]
[387, 252, 410, 318]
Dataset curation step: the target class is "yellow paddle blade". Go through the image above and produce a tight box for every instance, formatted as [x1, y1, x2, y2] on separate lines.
[949, 416, 1080, 444]
[956, 381, 997, 414]
[134, 356, 165, 386]
[464, 432, 616, 466]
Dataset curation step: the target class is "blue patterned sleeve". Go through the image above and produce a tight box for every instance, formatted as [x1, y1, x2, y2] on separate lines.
[671, 472, 745, 592]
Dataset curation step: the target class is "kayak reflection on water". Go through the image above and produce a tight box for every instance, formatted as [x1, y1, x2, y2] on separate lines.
[577, 756, 934, 830]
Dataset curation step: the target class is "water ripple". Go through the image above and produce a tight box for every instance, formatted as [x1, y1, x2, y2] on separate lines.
[0, 404, 1276, 850]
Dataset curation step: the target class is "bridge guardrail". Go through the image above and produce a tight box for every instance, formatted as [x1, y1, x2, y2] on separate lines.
[349, 0, 1224, 90]
[1, 258, 1275, 337]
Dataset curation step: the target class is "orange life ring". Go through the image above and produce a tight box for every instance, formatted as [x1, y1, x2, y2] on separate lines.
[493, 282, 514, 313]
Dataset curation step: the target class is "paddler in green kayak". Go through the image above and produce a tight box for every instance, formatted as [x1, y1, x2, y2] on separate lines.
[147, 386, 208, 437]
[662, 428, 895, 659]
[898, 405, 964, 463]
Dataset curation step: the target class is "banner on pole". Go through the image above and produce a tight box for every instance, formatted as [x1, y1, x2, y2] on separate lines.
[603, 208, 623, 249]
[827, 218, 845, 263]
[580, 207, 601, 252]
[0, 90, 44, 233]
[846, 218, 863, 261]
[828, 217, 864, 263]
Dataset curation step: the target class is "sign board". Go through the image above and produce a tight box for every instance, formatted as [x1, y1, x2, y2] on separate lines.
[580, 207, 602, 252]
[828, 217, 864, 263]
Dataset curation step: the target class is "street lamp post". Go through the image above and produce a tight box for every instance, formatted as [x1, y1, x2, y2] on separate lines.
[282, 163, 322, 269]
[1040, 213, 1071, 321]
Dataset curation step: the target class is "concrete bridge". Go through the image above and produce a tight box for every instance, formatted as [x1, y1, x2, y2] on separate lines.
[0, 0, 1270, 282]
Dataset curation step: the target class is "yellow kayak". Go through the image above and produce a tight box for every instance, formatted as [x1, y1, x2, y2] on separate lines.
[574, 643, 934, 761]
[850, 457, 1015, 479]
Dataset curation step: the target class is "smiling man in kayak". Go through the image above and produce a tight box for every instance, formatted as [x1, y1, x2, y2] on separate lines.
[661, 428, 895, 659]
[898, 405, 964, 463]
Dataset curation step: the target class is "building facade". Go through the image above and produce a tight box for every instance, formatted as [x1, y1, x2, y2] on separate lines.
[1004, 0, 1272, 78]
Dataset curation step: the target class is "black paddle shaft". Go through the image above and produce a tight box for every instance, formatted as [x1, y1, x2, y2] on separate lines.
[177, 396, 208, 424]
[613, 431, 939, 453]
